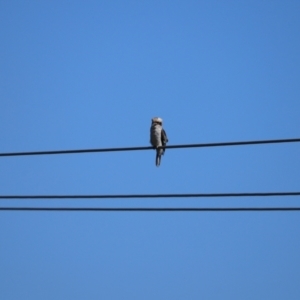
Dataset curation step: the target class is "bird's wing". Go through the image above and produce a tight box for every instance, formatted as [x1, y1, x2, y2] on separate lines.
[161, 129, 168, 146]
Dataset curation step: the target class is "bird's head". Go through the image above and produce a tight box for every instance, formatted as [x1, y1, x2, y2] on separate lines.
[151, 117, 163, 125]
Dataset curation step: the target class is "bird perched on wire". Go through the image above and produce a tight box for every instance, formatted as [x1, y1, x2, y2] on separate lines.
[150, 117, 168, 167]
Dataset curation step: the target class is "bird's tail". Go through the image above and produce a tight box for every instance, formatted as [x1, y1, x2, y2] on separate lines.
[156, 149, 163, 167]
[156, 153, 161, 166]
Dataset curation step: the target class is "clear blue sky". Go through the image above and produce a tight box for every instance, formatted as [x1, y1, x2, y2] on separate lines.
[1, 1, 300, 299]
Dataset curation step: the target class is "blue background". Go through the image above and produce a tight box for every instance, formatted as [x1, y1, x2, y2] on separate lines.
[1, 1, 300, 299]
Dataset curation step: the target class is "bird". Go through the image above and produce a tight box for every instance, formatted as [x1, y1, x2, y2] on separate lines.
[150, 117, 168, 167]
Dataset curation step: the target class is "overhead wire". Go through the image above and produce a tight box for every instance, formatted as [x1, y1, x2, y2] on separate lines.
[1, 138, 299, 212]
[1, 192, 299, 212]
[1, 207, 300, 212]
[1, 192, 300, 199]
[0, 138, 299, 157]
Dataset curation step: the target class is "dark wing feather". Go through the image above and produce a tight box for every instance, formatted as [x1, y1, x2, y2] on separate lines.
[161, 129, 168, 154]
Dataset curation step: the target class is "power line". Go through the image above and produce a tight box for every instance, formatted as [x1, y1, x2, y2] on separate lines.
[0, 138, 299, 157]
[1, 192, 300, 199]
[0, 207, 300, 212]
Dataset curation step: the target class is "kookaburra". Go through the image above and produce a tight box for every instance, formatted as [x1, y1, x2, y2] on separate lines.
[150, 117, 168, 167]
